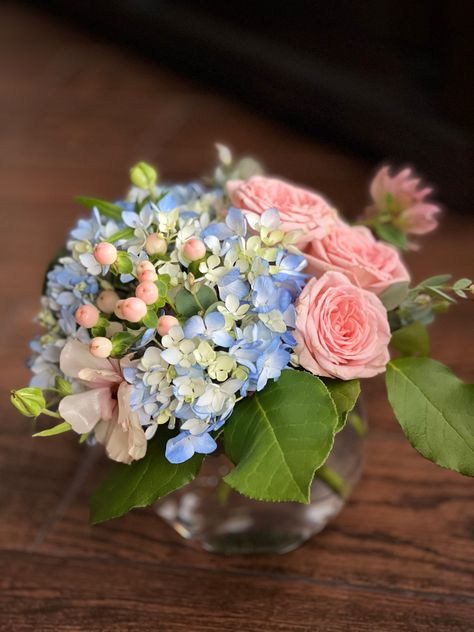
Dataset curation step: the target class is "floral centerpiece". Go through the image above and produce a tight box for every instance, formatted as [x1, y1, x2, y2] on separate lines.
[11, 147, 474, 532]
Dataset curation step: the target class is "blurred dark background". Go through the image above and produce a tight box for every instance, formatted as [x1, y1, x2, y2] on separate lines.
[26, 0, 474, 211]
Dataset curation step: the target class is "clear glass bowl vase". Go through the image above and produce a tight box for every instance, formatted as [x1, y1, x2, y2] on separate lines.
[155, 412, 367, 555]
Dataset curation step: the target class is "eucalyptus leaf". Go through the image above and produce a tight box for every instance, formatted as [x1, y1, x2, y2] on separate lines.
[386, 358, 474, 476]
[75, 196, 123, 221]
[379, 282, 409, 311]
[322, 379, 361, 432]
[175, 286, 217, 318]
[415, 274, 452, 289]
[224, 370, 339, 503]
[90, 431, 204, 523]
[33, 421, 72, 437]
[390, 321, 430, 357]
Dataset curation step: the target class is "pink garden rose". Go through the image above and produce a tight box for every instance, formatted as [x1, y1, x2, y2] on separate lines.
[303, 224, 410, 296]
[226, 176, 340, 246]
[58, 340, 146, 464]
[369, 166, 440, 235]
[295, 271, 390, 379]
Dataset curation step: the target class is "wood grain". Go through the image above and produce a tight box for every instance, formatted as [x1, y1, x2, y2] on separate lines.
[0, 4, 473, 630]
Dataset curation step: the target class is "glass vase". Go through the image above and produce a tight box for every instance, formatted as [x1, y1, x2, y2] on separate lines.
[155, 412, 367, 555]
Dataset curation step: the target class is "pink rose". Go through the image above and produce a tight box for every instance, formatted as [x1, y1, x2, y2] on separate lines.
[226, 176, 340, 246]
[303, 224, 410, 296]
[295, 271, 390, 379]
[369, 166, 440, 235]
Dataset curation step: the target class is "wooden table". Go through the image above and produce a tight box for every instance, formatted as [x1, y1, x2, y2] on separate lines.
[1, 5, 473, 631]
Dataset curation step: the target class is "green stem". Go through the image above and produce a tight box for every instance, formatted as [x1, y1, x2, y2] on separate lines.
[348, 412, 368, 438]
[315, 465, 350, 499]
[41, 408, 62, 419]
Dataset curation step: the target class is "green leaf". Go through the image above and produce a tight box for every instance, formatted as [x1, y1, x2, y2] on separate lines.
[386, 358, 474, 476]
[374, 221, 408, 250]
[33, 421, 72, 437]
[11, 387, 46, 417]
[110, 331, 136, 357]
[224, 370, 339, 503]
[322, 379, 361, 432]
[106, 227, 135, 243]
[90, 431, 204, 523]
[75, 196, 123, 221]
[91, 315, 109, 338]
[55, 376, 72, 397]
[115, 251, 133, 275]
[379, 281, 410, 311]
[143, 309, 158, 329]
[175, 286, 218, 318]
[453, 278, 472, 291]
[390, 321, 430, 357]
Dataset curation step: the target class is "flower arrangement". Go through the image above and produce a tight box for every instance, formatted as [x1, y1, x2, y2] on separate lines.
[11, 146, 474, 525]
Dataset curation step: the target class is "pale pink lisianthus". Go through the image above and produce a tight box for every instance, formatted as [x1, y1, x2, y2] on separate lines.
[58, 340, 146, 464]
[303, 224, 410, 296]
[369, 166, 440, 235]
[295, 272, 390, 380]
[226, 176, 340, 246]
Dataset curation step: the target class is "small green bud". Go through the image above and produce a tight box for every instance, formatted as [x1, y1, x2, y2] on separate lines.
[55, 376, 72, 397]
[11, 387, 46, 417]
[130, 161, 158, 190]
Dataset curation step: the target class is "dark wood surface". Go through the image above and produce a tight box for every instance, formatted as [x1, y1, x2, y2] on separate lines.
[1, 5, 473, 631]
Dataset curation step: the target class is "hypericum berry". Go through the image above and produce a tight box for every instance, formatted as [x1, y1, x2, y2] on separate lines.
[136, 260, 155, 277]
[93, 242, 117, 265]
[96, 290, 120, 314]
[121, 297, 148, 323]
[114, 299, 125, 319]
[135, 281, 159, 305]
[182, 238, 206, 262]
[145, 233, 167, 256]
[156, 315, 179, 336]
[89, 337, 113, 358]
[75, 304, 100, 328]
[139, 269, 158, 283]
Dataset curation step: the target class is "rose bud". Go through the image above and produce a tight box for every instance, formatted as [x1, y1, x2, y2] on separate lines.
[93, 242, 117, 265]
[157, 315, 179, 336]
[96, 290, 120, 314]
[89, 337, 113, 358]
[121, 297, 148, 323]
[75, 304, 100, 328]
[136, 260, 155, 277]
[145, 233, 167, 256]
[139, 269, 158, 283]
[182, 238, 206, 262]
[114, 299, 125, 319]
[136, 281, 159, 305]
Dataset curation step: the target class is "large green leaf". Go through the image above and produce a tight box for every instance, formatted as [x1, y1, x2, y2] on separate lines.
[224, 370, 339, 503]
[390, 321, 430, 357]
[90, 431, 204, 523]
[322, 379, 361, 432]
[386, 358, 474, 476]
